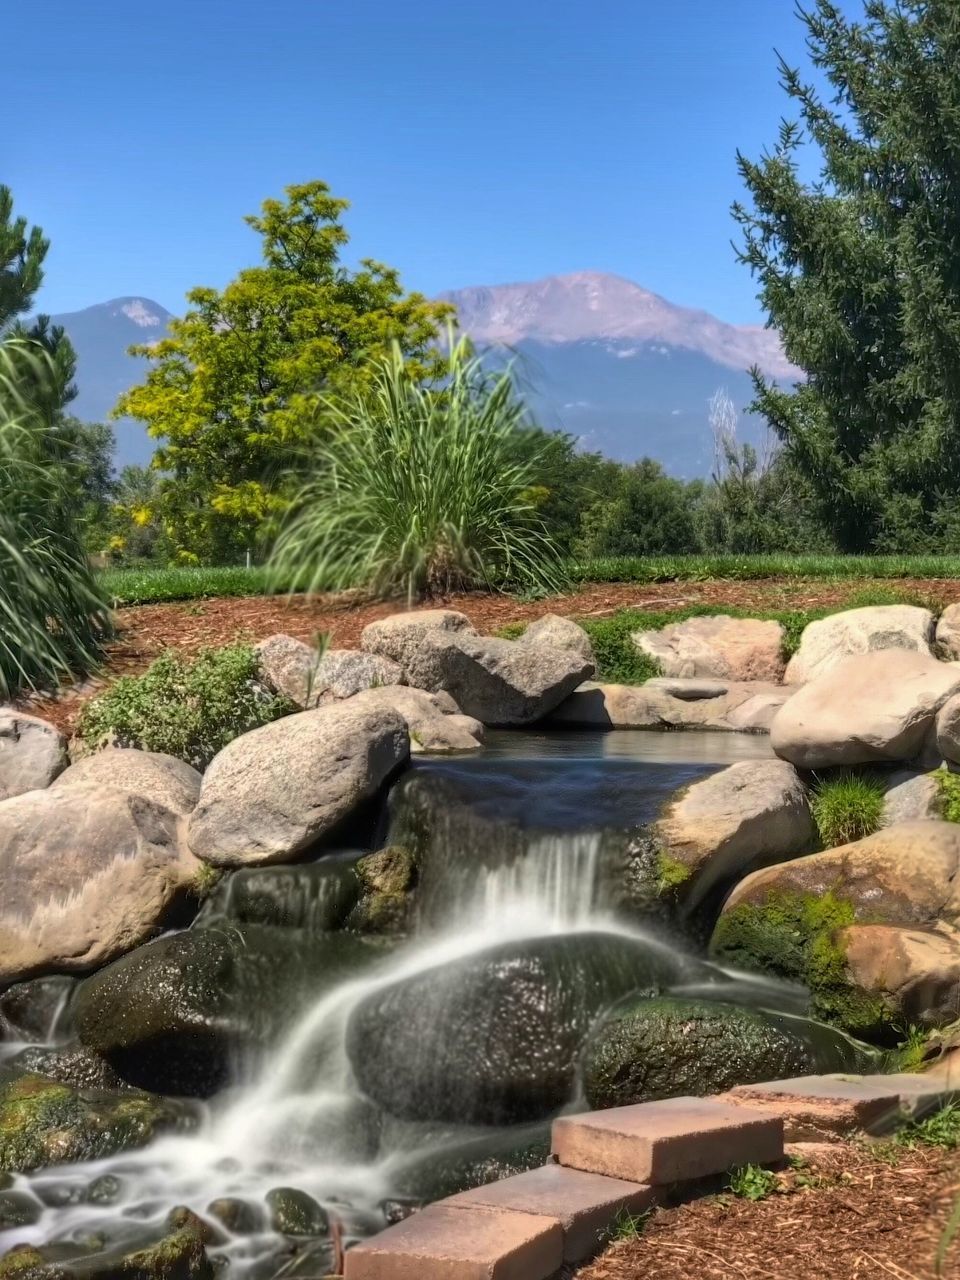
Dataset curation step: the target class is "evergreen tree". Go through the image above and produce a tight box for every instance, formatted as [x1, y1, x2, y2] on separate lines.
[734, 1, 960, 551]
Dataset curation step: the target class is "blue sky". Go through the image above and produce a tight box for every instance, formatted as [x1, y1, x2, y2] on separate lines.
[7, 0, 839, 323]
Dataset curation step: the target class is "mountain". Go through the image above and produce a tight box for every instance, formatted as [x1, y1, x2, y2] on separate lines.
[50, 274, 798, 472]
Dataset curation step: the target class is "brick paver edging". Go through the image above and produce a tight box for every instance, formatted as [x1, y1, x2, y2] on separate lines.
[343, 1071, 960, 1280]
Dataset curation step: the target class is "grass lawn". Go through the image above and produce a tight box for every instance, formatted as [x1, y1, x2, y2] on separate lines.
[101, 554, 960, 607]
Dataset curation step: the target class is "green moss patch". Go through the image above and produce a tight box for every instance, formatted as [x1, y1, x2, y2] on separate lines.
[938, 771, 960, 823]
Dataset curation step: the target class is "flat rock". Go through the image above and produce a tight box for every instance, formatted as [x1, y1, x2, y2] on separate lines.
[633, 615, 785, 683]
[187, 702, 409, 866]
[53, 749, 201, 817]
[771, 649, 960, 768]
[0, 782, 201, 985]
[550, 679, 790, 732]
[0, 710, 68, 800]
[785, 605, 936, 684]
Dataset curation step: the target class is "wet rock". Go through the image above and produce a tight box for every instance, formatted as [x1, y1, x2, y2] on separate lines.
[519, 614, 595, 664]
[0, 1189, 40, 1229]
[583, 997, 869, 1110]
[194, 860, 361, 931]
[8, 1045, 126, 1093]
[187, 704, 409, 867]
[86, 1176, 122, 1206]
[53, 751, 201, 818]
[345, 846, 417, 935]
[0, 1226, 213, 1280]
[74, 926, 380, 1096]
[0, 784, 203, 986]
[265, 1187, 329, 1237]
[0, 976, 76, 1044]
[390, 1123, 550, 1202]
[205, 1198, 263, 1235]
[346, 933, 687, 1125]
[785, 604, 936, 684]
[268, 1240, 336, 1280]
[633, 615, 785, 683]
[0, 1073, 193, 1173]
[771, 650, 960, 768]
[0, 711, 68, 800]
[360, 611, 593, 726]
[349, 686, 483, 753]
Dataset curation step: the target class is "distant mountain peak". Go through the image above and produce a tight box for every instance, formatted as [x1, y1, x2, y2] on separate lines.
[116, 299, 165, 328]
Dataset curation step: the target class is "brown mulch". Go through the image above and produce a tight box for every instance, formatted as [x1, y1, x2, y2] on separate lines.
[24, 575, 960, 737]
[578, 1140, 960, 1280]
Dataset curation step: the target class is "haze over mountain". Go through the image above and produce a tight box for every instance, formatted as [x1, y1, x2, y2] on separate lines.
[53, 272, 798, 471]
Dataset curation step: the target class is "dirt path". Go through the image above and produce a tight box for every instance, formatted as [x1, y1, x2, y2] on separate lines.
[25, 575, 960, 736]
[578, 1140, 960, 1280]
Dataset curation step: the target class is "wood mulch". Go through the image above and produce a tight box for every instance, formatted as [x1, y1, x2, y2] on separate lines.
[24, 575, 960, 737]
[578, 1140, 960, 1280]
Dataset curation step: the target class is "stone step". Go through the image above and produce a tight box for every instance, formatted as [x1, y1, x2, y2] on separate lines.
[725, 1075, 904, 1140]
[551, 1095, 784, 1185]
[446, 1161, 653, 1263]
[343, 1203, 562, 1280]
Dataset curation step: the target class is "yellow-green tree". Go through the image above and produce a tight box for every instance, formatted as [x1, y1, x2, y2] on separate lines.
[117, 182, 452, 562]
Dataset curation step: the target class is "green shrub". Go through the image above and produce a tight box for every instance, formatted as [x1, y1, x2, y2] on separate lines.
[938, 771, 960, 823]
[810, 771, 886, 848]
[76, 645, 293, 769]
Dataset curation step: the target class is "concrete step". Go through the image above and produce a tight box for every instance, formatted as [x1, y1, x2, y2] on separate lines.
[725, 1075, 904, 1140]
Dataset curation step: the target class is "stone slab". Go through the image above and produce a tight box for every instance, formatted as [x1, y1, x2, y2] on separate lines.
[726, 1076, 903, 1138]
[446, 1162, 653, 1263]
[836, 1073, 960, 1120]
[551, 1096, 783, 1186]
[343, 1203, 563, 1280]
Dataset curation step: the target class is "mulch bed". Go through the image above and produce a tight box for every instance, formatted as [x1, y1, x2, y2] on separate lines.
[578, 1140, 960, 1280]
[24, 575, 960, 737]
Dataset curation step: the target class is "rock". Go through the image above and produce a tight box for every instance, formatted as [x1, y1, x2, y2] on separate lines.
[0, 784, 202, 986]
[390, 1124, 550, 1203]
[255, 636, 403, 708]
[349, 686, 483, 753]
[520, 614, 595, 664]
[633, 615, 786, 683]
[346, 933, 688, 1125]
[937, 605, 960, 660]
[583, 998, 867, 1110]
[882, 770, 944, 825]
[652, 760, 816, 909]
[8, 1045, 126, 1093]
[550, 679, 791, 732]
[0, 1190, 39, 1229]
[770, 650, 960, 769]
[187, 703, 409, 867]
[0, 711, 68, 800]
[0, 976, 76, 1043]
[53, 750, 202, 817]
[345, 846, 418, 935]
[206, 1199, 263, 1234]
[785, 605, 936, 685]
[839, 924, 960, 1029]
[0, 1073, 192, 1173]
[74, 925, 379, 1096]
[936, 693, 960, 765]
[711, 821, 960, 1034]
[0, 1226, 213, 1280]
[194, 861, 361, 931]
[265, 1187, 329, 1237]
[361, 611, 593, 726]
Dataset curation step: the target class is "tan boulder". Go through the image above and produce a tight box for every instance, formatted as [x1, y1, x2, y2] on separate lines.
[550, 679, 792, 732]
[784, 605, 935, 685]
[53, 749, 201, 817]
[255, 634, 403, 708]
[0, 710, 68, 800]
[632, 615, 785, 683]
[350, 686, 483, 752]
[840, 923, 960, 1028]
[936, 604, 960, 660]
[520, 614, 595, 664]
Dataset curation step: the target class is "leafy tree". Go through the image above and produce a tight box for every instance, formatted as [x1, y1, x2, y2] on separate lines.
[734, 1, 960, 551]
[576, 458, 703, 559]
[117, 182, 453, 563]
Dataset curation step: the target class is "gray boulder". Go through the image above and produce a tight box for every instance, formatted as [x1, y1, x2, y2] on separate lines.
[187, 703, 409, 866]
[0, 783, 202, 986]
[255, 635, 404, 708]
[882, 770, 944, 825]
[633, 615, 785, 683]
[53, 749, 201, 817]
[937, 604, 960, 660]
[550, 679, 791, 732]
[520, 614, 595, 664]
[785, 604, 936, 685]
[350, 685, 483, 752]
[771, 650, 960, 768]
[0, 710, 68, 800]
[361, 611, 593, 726]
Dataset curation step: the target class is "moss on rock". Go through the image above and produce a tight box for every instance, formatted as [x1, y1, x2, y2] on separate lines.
[346, 846, 417, 935]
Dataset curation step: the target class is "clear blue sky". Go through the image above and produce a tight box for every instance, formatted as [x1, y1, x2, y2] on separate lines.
[7, 0, 841, 324]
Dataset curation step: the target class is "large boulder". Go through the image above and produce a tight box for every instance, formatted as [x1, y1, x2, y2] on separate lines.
[74, 925, 379, 1096]
[550, 679, 791, 733]
[361, 611, 593, 726]
[651, 760, 816, 909]
[346, 933, 686, 1125]
[0, 784, 202, 986]
[187, 703, 409, 866]
[255, 635, 403, 709]
[349, 686, 483, 753]
[0, 711, 68, 800]
[195, 860, 361, 931]
[840, 923, 960, 1030]
[583, 997, 868, 1111]
[936, 693, 960, 766]
[711, 821, 960, 1035]
[936, 604, 960, 660]
[633, 615, 785, 683]
[785, 605, 936, 685]
[53, 749, 201, 817]
[770, 650, 960, 768]
[882, 770, 944, 825]
[520, 614, 595, 664]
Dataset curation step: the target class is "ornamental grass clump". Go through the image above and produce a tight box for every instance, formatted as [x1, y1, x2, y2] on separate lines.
[269, 335, 569, 603]
[0, 339, 110, 698]
[810, 771, 886, 849]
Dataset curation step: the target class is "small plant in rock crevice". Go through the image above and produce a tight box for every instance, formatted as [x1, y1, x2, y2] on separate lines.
[937, 770, 960, 824]
[809, 770, 886, 849]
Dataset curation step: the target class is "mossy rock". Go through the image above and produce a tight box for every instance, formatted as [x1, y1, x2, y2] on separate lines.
[391, 1123, 550, 1203]
[346, 846, 417, 935]
[583, 996, 872, 1110]
[0, 1073, 193, 1174]
[0, 1226, 212, 1280]
[710, 890, 892, 1038]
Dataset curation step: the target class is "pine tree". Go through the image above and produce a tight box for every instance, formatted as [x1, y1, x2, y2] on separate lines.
[734, 1, 960, 551]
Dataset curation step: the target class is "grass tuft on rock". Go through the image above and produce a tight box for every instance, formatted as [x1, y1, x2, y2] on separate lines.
[810, 771, 886, 849]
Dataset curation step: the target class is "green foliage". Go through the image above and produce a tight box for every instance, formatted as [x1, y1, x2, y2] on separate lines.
[656, 852, 692, 894]
[735, 2, 960, 552]
[897, 1104, 960, 1152]
[578, 612, 665, 683]
[937, 771, 960, 823]
[76, 645, 293, 769]
[606, 1207, 650, 1241]
[575, 458, 703, 559]
[116, 181, 451, 563]
[574, 553, 960, 585]
[270, 335, 569, 602]
[891, 1025, 930, 1073]
[810, 771, 887, 849]
[727, 1164, 778, 1202]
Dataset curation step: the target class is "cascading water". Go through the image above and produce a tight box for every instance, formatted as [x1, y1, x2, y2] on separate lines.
[0, 729, 805, 1276]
